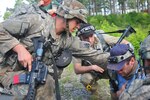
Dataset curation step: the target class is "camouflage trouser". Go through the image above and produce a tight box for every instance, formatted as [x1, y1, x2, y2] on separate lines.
[80, 73, 100, 94]
[0, 70, 56, 100]
[80, 70, 108, 91]
[80, 71, 109, 98]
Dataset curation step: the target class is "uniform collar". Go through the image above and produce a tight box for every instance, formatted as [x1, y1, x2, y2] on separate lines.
[93, 35, 102, 50]
[94, 34, 99, 44]
[50, 17, 60, 40]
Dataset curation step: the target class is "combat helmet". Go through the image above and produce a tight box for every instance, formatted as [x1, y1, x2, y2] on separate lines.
[76, 23, 95, 37]
[56, 0, 88, 23]
[140, 35, 150, 59]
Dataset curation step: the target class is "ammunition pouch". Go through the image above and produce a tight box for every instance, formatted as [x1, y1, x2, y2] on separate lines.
[55, 49, 72, 69]
[96, 33, 110, 52]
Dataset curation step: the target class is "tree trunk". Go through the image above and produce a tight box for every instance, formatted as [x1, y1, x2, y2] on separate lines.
[112, 0, 116, 14]
[123, 1, 126, 14]
[148, 0, 150, 13]
[103, 0, 107, 15]
[137, 0, 140, 12]
[89, 0, 91, 15]
[94, 0, 97, 15]
[109, 0, 113, 14]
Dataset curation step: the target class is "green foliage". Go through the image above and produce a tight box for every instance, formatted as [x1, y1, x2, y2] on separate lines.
[88, 12, 150, 57]
[14, 0, 24, 8]
[3, 11, 12, 20]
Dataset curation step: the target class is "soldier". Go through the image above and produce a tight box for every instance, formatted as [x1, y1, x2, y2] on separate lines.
[116, 35, 150, 100]
[139, 35, 150, 78]
[72, 23, 129, 99]
[116, 36, 150, 100]
[39, 0, 60, 15]
[0, 0, 111, 99]
[107, 44, 146, 100]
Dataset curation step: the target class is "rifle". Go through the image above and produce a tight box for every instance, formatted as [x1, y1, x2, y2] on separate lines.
[26, 37, 48, 100]
[99, 29, 125, 34]
[116, 25, 136, 44]
[104, 25, 136, 52]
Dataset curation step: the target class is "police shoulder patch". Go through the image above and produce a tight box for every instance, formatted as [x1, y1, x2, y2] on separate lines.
[80, 41, 90, 49]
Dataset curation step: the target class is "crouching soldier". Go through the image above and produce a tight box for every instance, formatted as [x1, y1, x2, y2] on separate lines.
[72, 23, 129, 99]
[107, 44, 146, 100]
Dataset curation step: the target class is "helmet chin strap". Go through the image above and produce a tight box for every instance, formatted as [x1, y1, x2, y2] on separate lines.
[65, 19, 71, 36]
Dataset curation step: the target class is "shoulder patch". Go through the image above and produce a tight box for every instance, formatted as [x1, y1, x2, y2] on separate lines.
[80, 41, 90, 49]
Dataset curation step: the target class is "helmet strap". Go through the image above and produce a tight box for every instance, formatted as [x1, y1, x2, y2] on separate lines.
[65, 19, 71, 36]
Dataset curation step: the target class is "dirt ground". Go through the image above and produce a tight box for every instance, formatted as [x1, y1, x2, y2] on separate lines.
[59, 64, 111, 100]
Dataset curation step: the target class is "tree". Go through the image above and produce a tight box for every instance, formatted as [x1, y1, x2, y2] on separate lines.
[136, 0, 140, 12]
[118, 0, 127, 14]
[3, 11, 12, 20]
[127, 0, 136, 9]
[112, 0, 117, 14]
[3, 0, 33, 20]
[109, 0, 117, 14]
[14, 0, 24, 8]
[147, 0, 150, 13]
[139, 0, 147, 11]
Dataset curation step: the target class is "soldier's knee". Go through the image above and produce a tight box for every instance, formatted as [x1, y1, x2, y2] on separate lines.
[36, 75, 56, 100]
[0, 94, 17, 100]
[80, 73, 94, 85]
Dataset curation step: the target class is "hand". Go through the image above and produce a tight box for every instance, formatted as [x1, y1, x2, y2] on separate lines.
[48, 9, 56, 15]
[91, 65, 104, 73]
[116, 83, 127, 97]
[39, 0, 44, 6]
[13, 44, 33, 71]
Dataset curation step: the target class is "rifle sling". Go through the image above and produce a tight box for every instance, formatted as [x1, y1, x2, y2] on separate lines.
[47, 35, 61, 100]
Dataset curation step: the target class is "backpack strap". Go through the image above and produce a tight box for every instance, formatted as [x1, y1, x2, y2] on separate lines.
[95, 33, 110, 52]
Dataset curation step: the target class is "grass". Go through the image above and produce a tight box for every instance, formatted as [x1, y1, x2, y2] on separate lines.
[59, 63, 111, 100]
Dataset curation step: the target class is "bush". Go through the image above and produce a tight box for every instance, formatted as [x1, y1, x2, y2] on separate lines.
[87, 12, 149, 57]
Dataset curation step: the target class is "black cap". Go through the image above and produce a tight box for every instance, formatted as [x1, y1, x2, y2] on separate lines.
[76, 23, 95, 37]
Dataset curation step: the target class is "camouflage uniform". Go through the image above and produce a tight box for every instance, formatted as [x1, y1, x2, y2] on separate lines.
[118, 35, 150, 100]
[73, 33, 121, 96]
[40, 0, 60, 11]
[119, 78, 150, 100]
[107, 44, 147, 100]
[140, 35, 150, 77]
[0, 0, 110, 99]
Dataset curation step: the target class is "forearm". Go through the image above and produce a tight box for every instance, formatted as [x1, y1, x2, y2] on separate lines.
[74, 65, 93, 74]
[0, 27, 20, 54]
[72, 51, 109, 70]
[120, 39, 129, 44]
[103, 34, 129, 46]
[12, 44, 27, 54]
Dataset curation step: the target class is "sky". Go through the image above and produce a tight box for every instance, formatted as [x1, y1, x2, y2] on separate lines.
[0, 0, 16, 22]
